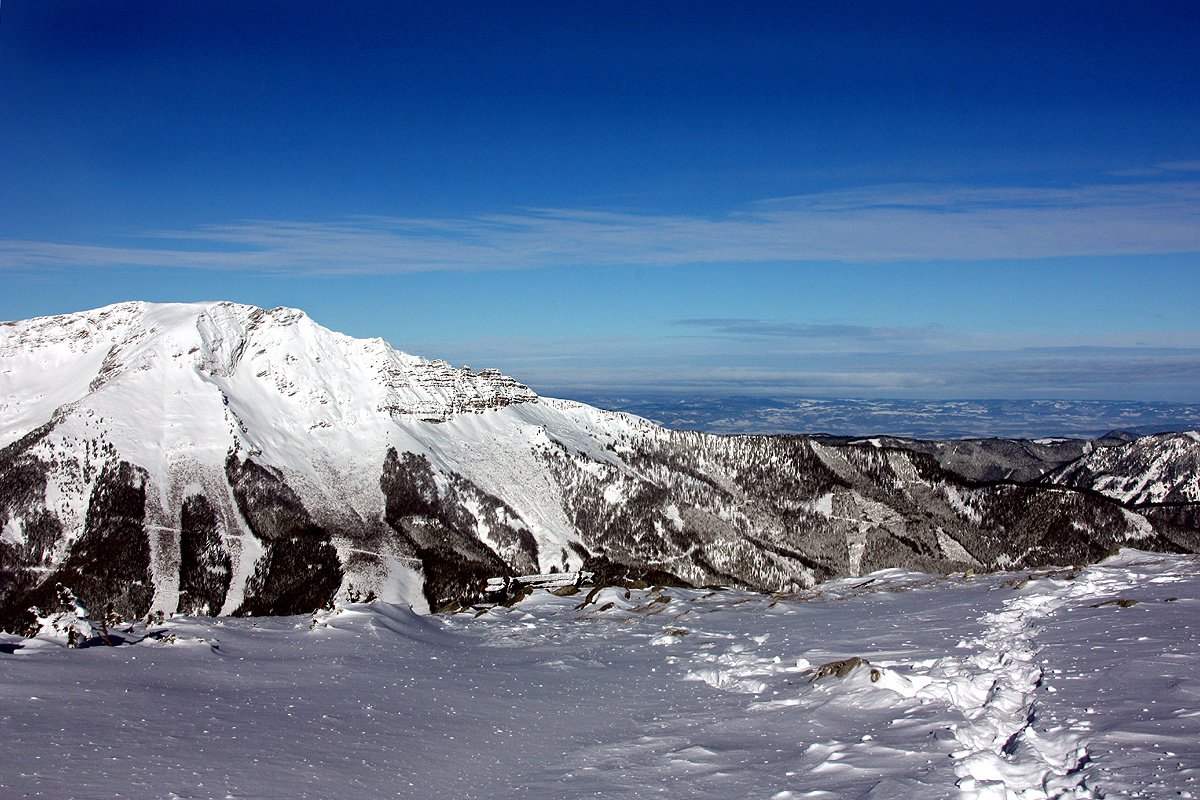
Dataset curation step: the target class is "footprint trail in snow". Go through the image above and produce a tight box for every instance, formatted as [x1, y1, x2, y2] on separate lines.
[460, 552, 1200, 800]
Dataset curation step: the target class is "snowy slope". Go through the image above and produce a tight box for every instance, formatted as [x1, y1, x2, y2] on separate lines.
[1, 302, 1194, 631]
[2, 549, 1198, 800]
[0, 300, 539, 505]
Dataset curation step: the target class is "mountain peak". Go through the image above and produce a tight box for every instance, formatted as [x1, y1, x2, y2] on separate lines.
[1, 301, 536, 454]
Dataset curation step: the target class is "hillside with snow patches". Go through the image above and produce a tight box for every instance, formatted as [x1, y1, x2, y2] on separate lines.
[2, 302, 1199, 631]
[1045, 431, 1200, 532]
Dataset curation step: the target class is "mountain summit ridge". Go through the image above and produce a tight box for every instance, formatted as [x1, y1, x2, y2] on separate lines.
[1, 300, 537, 447]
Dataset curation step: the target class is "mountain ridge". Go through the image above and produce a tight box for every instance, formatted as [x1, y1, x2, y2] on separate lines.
[2, 302, 1196, 631]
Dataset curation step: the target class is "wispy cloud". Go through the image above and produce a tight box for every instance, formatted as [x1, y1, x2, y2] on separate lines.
[671, 320, 1200, 352]
[963, 355, 1200, 389]
[1107, 161, 1200, 178]
[4, 179, 1199, 274]
[672, 318, 940, 341]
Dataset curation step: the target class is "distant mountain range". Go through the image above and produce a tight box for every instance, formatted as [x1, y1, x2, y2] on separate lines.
[2, 302, 1198, 632]
[567, 394, 1200, 440]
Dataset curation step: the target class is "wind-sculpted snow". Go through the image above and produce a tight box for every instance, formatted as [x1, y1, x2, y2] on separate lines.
[1, 302, 1197, 627]
[3, 550, 1199, 799]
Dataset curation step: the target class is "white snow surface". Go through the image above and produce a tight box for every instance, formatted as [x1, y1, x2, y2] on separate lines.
[3, 548, 1199, 800]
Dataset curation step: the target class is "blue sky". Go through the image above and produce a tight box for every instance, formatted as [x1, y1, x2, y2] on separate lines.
[2, 0, 1199, 401]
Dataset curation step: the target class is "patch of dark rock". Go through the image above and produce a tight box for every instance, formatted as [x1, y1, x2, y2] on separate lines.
[1089, 598, 1139, 608]
[1004, 567, 1081, 590]
[809, 656, 876, 682]
[499, 585, 534, 607]
[573, 585, 605, 610]
[629, 595, 672, 614]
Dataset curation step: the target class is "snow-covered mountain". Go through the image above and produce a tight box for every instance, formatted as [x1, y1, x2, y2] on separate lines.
[1047, 431, 1200, 504]
[2, 302, 1195, 631]
[1045, 431, 1200, 531]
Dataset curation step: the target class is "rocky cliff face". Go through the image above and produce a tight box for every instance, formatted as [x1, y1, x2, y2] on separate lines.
[1, 302, 1195, 629]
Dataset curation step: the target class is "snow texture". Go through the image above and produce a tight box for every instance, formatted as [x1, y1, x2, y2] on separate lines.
[2, 549, 1199, 800]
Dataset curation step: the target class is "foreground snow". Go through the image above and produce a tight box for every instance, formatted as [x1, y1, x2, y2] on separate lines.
[3, 550, 1199, 800]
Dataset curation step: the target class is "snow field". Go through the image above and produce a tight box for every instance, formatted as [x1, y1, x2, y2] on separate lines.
[2, 550, 1200, 799]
